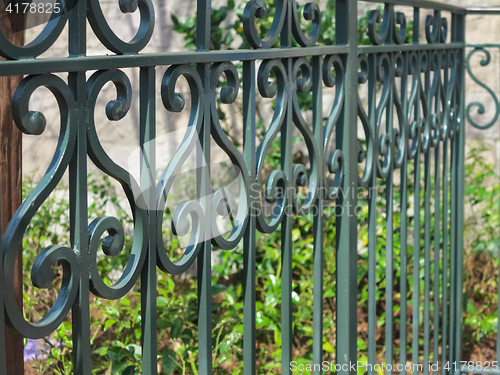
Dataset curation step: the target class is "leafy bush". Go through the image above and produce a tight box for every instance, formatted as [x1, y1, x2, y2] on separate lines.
[21, 142, 500, 375]
[19, 1, 497, 374]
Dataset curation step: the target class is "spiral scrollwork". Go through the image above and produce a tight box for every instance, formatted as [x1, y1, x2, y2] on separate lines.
[442, 50, 458, 140]
[406, 51, 428, 158]
[425, 11, 448, 44]
[368, 4, 407, 46]
[170, 200, 205, 259]
[392, 52, 406, 169]
[86, 69, 148, 299]
[243, 0, 320, 48]
[327, 150, 344, 200]
[357, 55, 375, 187]
[243, 0, 286, 48]
[374, 53, 393, 179]
[290, 57, 319, 213]
[291, 2, 321, 47]
[210, 62, 250, 249]
[156, 64, 205, 275]
[466, 48, 500, 130]
[428, 50, 444, 148]
[323, 54, 345, 199]
[3, 74, 78, 338]
[87, 0, 155, 54]
[255, 59, 288, 233]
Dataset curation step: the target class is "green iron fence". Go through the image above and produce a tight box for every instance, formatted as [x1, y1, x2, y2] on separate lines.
[0, 0, 498, 373]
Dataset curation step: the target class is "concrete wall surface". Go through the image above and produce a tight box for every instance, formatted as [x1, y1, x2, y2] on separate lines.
[19, 0, 500, 179]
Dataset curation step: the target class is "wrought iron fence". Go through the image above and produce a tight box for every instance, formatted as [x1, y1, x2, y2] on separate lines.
[1, 0, 496, 373]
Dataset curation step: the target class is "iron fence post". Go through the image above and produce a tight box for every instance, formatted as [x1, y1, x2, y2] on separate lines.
[452, 12, 466, 372]
[242, 58, 257, 375]
[70, 71, 92, 375]
[335, 1, 358, 373]
[196, 0, 213, 371]
[312, 53, 325, 375]
[140, 65, 158, 375]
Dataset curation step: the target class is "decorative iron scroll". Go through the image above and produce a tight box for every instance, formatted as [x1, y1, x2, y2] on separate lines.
[0, 0, 467, 374]
[466, 47, 500, 130]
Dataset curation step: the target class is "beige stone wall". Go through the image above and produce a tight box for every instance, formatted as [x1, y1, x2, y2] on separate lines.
[20, 0, 500, 179]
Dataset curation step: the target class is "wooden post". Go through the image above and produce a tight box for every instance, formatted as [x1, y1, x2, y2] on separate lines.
[0, 5, 24, 375]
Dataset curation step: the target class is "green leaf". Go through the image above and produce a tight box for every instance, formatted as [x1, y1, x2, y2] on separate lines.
[171, 14, 180, 26]
[105, 307, 120, 319]
[323, 341, 335, 353]
[170, 317, 183, 339]
[126, 344, 142, 360]
[161, 349, 179, 375]
[211, 284, 227, 296]
[104, 319, 117, 331]
[123, 366, 138, 375]
[157, 296, 169, 307]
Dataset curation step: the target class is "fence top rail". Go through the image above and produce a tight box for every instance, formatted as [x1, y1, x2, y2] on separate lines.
[362, 0, 466, 14]
[465, 7, 500, 15]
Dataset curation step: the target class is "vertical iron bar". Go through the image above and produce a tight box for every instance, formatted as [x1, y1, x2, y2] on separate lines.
[448, 14, 458, 363]
[452, 13, 466, 366]
[423, 142, 432, 375]
[448, 14, 464, 358]
[367, 53, 377, 375]
[70, 71, 92, 375]
[412, 87, 422, 369]
[441, 139, 449, 375]
[449, 105, 457, 368]
[335, 1, 358, 374]
[140, 66, 157, 375]
[243, 59, 257, 375]
[196, 0, 213, 368]
[196, 0, 211, 51]
[423, 68, 432, 375]
[68, 0, 86, 57]
[281, 100, 293, 375]
[281, 3, 293, 373]
[448, 12, 463, 360]
[385, 62, 395, 375]
[68, 0, 89, 370]
[399, 51, 410, 375]
[312, 54, 324, 375]
[197, 63, 213, 375]
[68, 0, 89, 372]
[412, 9, 421, 369]
[433, 142, 441, 371]
[280, 65, 293, 375]
[413, 8, 420, 45]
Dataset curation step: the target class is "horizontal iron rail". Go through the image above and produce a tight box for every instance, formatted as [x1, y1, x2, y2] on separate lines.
[361, 0, 466, 13]
[465, 7, 500, 15]
[358, 42, 464, 54]
[0, 43, 465, 77]
[0, 46, 353, 76]
[466, 44, 500, 48]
